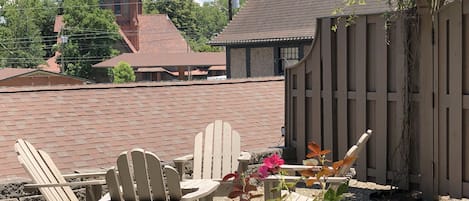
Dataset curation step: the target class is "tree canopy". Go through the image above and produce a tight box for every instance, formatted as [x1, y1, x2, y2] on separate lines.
[61, 0, 120, 79]
[0, 0, 57, 68]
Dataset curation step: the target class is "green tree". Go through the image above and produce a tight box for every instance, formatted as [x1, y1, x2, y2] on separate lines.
[61, 0, 120, 79]
[0, 0, 47, 68]
[112, 61, 135, 83]
[31, 0, 59, 58]
[143, 0, 246, 52]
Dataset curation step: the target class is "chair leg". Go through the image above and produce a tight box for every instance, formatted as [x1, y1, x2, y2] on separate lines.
[86, 184, 102, 201]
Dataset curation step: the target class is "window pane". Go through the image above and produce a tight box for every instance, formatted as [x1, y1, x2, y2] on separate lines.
[277, 47, 300, 75]
[114, 0, 121, 15]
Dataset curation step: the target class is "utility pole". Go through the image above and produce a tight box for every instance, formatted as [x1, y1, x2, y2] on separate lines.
[59, 27, 68, 73]
[228, 0, 232, 20]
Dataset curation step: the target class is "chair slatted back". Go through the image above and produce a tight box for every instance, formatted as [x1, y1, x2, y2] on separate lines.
[106, 149, 182, 201]
[193, 120, 241, 180]
[336, 129, 372, 176]
[14, 139, 78, 201]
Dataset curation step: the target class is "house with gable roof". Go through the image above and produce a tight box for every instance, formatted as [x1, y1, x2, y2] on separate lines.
[209, 0, 390, 78]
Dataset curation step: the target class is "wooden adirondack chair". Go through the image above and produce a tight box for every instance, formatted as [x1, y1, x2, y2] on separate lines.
[263, 130, 373, 200]
[102, 148, 219, 201]
[173, 120, 251, 196]
[15, 139, 106, 201]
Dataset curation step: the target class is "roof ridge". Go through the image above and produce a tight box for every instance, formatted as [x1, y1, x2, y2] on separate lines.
[0, 77, 284, 94]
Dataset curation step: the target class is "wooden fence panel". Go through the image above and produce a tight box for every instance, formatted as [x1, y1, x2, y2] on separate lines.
[463, 1, 469, 197]
[284, 3, 469, 197]
[437, 2, 463, 197]
[336, 21, 349, 159]
[321, 18, 335, 161]
[369, 15, 388, 185]
[354, 16, 368, 182]
[418, 6, 435, 201]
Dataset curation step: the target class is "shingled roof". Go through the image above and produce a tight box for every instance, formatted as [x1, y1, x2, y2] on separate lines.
[0, 77, 284, 181]
[93, 52, 225, 68]
[137, 14, 190, 54]
[209, 0, 390, 45]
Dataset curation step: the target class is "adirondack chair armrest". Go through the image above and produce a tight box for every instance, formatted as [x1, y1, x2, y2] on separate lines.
[280, 164, 324, 171]
[237, 151, 251, 162]
[180, 180, 220, 201]
[278, 165, 356, 177]
[24, 179, 106, 189]
[62, 171, 107, 179]
[174, 154, 194, 163]
[264, 175, 349, 184]
[174, 154, 194, 180]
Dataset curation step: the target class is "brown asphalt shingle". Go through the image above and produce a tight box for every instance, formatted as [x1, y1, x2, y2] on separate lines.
[210, 0, 390, 45]
[0, 77, 284, 181]
[138, 14, 190, 53]
[0, 68, 36, 80]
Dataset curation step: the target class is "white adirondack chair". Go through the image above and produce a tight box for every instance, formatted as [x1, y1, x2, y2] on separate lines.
[174, 120, 251, 196]
[15, 139, 106, 201]
[263, 130, 373, 200]
[103, 148, 220, 201]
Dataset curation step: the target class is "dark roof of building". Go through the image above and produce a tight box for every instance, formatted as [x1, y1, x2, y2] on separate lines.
[0, 77, 284, 180]
[0, 68, 90, 83]
[137, 14, 190, 54]
[93, 52, 225, 68]
[0, 68, 36, 80]
[209, 0, 390, 45]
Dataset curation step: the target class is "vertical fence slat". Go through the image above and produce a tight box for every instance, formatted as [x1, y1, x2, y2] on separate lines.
[321, 18, 335, 160]
[336, 21, 348, 157]
[311, 19, 323, 158]
[297, 64, 306, 162]
[438, 7, 450, 194]
[394, 16, 409, 190]
[374, 16, 388, 184]
[448, 2, 463, 197]
[418, 6, 435, 200]
[355, 16, 368, 181]
[433, 8, 442, 195]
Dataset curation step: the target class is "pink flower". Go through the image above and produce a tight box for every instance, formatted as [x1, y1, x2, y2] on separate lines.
[258, 165, 269, 178]
[263, 153, 284, 169]
[257, 153, 284, 178]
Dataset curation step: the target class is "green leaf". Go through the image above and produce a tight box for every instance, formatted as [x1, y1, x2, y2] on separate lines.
[323, 188, 336, 201]
[285, 182, 297, 190]
[359, 0, 366, 5]
[336, 182, 349, 196]
[331, 25, 338, 32]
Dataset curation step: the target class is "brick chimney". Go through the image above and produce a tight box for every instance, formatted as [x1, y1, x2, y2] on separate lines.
[114, 0, 141, 51]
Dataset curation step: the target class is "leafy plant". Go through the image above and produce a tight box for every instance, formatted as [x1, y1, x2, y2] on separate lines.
[112, 61, 135, 83]
[224, 142, 356, 201]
